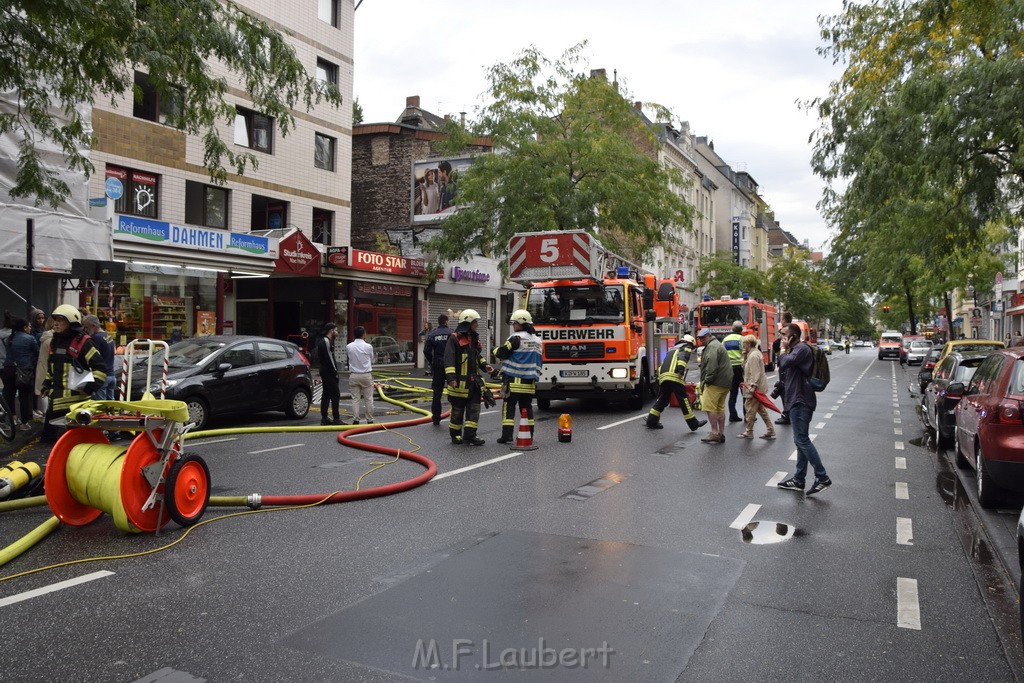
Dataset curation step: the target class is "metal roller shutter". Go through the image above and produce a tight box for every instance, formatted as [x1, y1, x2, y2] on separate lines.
[428, 295, 493, 352]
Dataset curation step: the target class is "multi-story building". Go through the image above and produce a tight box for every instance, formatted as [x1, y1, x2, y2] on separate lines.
[650, 119, 715, 316]
[77, 0, 353, 345]
[694, 137, 758, 272]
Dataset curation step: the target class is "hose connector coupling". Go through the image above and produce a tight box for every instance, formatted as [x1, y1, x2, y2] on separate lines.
[246, 493, 263, 510]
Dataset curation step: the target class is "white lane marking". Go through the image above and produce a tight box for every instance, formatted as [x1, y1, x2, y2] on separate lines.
[893, 410, 901, 417]
[730, 504, 761, 530]
[815, 422, 826, 430]
[897, 577, 922, 630]
[895, 441, 905, 450]
[789, 450, 797, 461]
[897, 517, 914, 545]
[810, 434, 818, 441]
[766, 471, 788, 486]
[895, 456, 907, 469]
[894, 418, 902, 424]
[248, 444, 305, 454]
[598, 414, 648, 430]
[830, 406, 840, 411]
[896, 482, 909, 499]
[894, 428, 903, 435]
[433, 453, 522, 480]
[825, 413, 833, 419]
[0, 571, 114, 608]
[187, 437, 238, 446]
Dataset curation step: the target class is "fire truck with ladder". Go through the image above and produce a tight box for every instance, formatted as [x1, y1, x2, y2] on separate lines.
[694, 293, 778, 369]
[507, 230, 684, 409]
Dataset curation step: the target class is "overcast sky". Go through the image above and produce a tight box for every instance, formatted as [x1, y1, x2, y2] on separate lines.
[352, 0, 847, 251]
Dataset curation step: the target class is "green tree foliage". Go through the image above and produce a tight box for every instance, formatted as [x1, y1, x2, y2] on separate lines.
[691, 252, 772, 302]
[766, 249, 841, 325]
[1, 0, 342, 206]
[430, 43, 694, 266]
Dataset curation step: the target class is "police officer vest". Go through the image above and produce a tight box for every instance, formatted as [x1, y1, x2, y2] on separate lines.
[501, 330, 542, 381]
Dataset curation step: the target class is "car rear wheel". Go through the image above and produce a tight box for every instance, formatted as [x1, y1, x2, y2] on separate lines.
[537, 398, 551, 410]
[185, 396, 210, 432]
[285, 386, 311, 419]
[976, 444, 1003, 509]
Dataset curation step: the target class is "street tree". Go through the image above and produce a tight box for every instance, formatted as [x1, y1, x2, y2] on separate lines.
[1, 0, 342, 206]
[766, 249, 839, 327]
[430, 43, 694, 267]
[690, 252, 772, 303]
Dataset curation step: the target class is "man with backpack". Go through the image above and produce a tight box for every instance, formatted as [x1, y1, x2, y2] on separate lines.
[776, 322, 832, 495]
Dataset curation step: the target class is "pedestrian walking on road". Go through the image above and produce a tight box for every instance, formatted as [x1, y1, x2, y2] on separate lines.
[776, 323, 832, 495]
[423, 314, 453, 426]
[346, 326, 376, 424]
[737, 335, 774, 439]
[723, 321, 745, 422]
[645, 333, 707, 433]
[774, 311, 793, 425]
[316, 323, 342, 425]
[697, 328, 732, 444]
[444, 309, 493, 446]
[492, 309, 543, 444]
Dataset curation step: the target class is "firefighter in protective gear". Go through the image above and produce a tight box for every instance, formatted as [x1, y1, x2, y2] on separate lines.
[492, 309, 543, 444]
[644, 334, 707, 432]
[40, 304, 109, 443]
[443, 309, 493, 446]
[723, 320, 745, 422]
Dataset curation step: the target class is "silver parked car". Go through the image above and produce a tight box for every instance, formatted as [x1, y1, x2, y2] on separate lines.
[906, 339, 933, 365]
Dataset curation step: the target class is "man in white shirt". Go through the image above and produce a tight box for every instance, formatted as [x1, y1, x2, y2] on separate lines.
[346, 326, 375, 424]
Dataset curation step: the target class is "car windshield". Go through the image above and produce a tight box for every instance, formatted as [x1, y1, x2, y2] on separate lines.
[951, 342, 1003, 354]
[526, 285, 625, 324]
[911, 341, 931, 349]
[149, 340, 227, 369]
[698, 303, 749, 326]
[881, 335, 901, 344]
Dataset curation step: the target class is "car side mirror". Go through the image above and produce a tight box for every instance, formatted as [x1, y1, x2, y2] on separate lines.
[919, 370, 932, 383]
[644, 310, 656, 322]
[216, 362, 232, 375]
[947, 382, 965, 395]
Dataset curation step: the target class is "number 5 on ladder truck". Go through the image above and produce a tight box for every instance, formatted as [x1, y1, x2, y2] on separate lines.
[695, 293, 778, 370]
[507, 230, 680, 410]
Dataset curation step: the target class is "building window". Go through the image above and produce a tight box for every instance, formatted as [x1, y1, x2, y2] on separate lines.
[234, 107, 273, 153]
[318, 0, 338, 26]
[316, 59, 338, 87]
[314, 133, 336, 171]
[251, 195, 288, 231]
[312, 208, 333, 245]
[107, 165, 158, 218]
[133, 71, 182, 126]
[185, 181, 228, 229]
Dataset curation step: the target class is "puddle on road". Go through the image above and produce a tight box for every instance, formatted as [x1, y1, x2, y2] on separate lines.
[740, 521, 802, 544]
[935, 454, 967, 511]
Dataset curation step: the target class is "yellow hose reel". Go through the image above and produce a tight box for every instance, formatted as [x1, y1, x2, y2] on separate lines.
[0, 460, 42, 499]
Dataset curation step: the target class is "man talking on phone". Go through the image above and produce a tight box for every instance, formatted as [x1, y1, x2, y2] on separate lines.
[776, 323, 832, 495]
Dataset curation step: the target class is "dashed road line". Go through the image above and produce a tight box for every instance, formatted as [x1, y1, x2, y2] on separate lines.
[248, 444, 305, 454]
[896, 482, 909, 499]
[0, 571, 114, 608]
[815, 422, 826, 430]
[729, 504, 761, 530]
[766, 471, 787, 487]
[897, 577, 922, 630]
[897, 517, 914, 545]
[895, 456, 906, 469]
[433, 453, 522, 480]
[597, 414, 647, 430]
[895, 441, 905, 450]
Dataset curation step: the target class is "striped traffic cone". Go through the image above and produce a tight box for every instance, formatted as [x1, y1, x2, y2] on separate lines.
[514, 408, 538, 451]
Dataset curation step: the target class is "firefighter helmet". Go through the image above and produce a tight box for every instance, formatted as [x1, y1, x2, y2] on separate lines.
[508, 309, 532, 325]
[458, 309, 481, 324]
[51, 304, 81, 324]
[680, 334, 696, 346]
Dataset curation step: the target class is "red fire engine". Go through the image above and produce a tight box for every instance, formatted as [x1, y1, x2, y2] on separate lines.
[694, 293, 778, 369]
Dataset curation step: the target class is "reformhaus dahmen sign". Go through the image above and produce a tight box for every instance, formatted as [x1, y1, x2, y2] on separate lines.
[113, 215, 277, 259]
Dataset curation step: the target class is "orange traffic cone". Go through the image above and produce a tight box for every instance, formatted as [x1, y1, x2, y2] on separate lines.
[515, 408, 538, 451]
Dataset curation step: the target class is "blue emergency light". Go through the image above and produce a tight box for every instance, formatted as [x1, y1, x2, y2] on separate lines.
[616, 266, 629, 277]
[741, 292, 750, 300]
[702, 294, 711, 301]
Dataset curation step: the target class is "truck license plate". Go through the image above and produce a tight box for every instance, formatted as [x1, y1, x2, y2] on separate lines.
[560, 370, 589, 377]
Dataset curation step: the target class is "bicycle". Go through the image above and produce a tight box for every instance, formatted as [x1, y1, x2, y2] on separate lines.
[0, 393, 15, 442]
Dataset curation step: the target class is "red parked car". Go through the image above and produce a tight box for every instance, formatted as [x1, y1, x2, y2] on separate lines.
[952, 347, 1024, 508]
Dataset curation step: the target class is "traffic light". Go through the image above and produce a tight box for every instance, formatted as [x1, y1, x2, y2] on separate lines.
[882, 305, 891, 313]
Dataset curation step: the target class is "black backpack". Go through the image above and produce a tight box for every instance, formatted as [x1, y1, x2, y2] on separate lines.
[805, 342, 830, 392]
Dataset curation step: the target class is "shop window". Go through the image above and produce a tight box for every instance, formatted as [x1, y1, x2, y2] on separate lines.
[314, 133, 336, 171]
[316, 59, 338, 88]
[234, 107, 273, 153]
[133, 71, 182, 127]
[251, 194, 288, 231]
[107, 165, 159, 218]
[318, 0, 338, 26]
[185, 181, 228, 229]
[312, 208, 333, 245]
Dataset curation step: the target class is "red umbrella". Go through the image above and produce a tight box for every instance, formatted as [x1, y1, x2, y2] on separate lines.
[743, 385, 781, 413]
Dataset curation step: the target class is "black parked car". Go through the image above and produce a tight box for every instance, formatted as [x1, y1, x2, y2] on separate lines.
[124, 336, 313, 431]
[921, 350, 990, 447]
[917, 346, 943, 394]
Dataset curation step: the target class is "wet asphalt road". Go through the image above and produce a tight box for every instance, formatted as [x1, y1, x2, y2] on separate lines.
[0, 349, 1021, 682]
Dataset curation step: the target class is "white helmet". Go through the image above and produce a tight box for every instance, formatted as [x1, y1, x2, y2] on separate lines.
[509, 309, 532, 325]
[51, 304, 82, 325]
[680, 334, 696, 346]
[458, 308, 481, 324]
